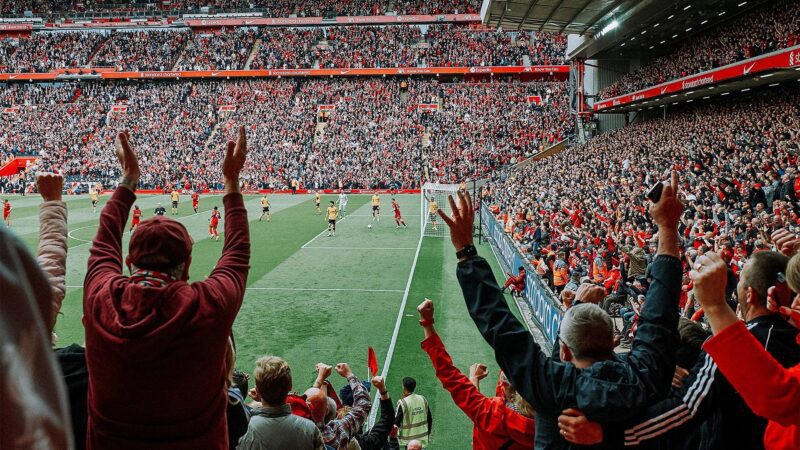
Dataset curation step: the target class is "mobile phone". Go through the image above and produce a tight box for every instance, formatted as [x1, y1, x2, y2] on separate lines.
[646, 182, 664, 203]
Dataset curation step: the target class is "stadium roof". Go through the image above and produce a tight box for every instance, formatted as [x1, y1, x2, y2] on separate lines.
[483, 0, 774, 59]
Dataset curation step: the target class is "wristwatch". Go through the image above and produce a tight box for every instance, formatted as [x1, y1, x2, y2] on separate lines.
[456, 245, 478, 260]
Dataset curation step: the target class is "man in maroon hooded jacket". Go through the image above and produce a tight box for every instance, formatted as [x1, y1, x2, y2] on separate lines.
[83, 127, 250, 450]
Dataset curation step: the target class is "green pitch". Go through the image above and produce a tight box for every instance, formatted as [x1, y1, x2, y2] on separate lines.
[7, 192, 522, 449]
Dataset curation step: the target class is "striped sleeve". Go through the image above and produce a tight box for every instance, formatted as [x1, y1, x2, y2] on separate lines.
[623, 352, 719, 446]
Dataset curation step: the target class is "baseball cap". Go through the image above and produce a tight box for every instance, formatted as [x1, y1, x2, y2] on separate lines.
[128, 217, 193, 271]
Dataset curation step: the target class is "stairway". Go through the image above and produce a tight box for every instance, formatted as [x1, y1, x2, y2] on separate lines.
[86, 32, 113, 67]
[244, 39, 262, 70]
[203, 121, 224, 151]
[314, 122, 328, 143]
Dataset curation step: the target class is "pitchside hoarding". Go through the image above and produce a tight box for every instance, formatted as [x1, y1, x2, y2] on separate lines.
[481, 205, 562, 349]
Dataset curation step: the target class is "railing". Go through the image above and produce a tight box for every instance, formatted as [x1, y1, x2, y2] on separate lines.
[480, 204, 563, 351]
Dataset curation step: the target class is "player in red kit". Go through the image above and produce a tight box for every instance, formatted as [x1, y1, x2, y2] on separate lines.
[129, 205, 142, 233]
[191, 191, 200, 213]
[2, 199, 11, 227]
[392, 198, 407, 229]
[209, 206, 221, 241]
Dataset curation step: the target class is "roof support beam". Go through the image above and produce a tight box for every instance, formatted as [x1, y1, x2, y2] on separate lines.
[516, 0, 543, 30]
[558, 0, 594, 33]
[580, 0, 628, 36]
[538, 0, 569, 31]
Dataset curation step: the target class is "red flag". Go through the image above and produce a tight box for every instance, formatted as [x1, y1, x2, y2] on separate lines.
[368, 347, 379, 377]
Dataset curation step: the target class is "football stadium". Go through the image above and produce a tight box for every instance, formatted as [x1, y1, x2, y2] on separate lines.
[1, 1, 800, 449]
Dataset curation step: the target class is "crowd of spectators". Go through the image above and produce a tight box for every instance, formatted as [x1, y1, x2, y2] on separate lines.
[0, 30, 108, 73]
[0, 24, 566, 73]
[91, 29, 190, 71]
[175, 28, 258, 71]
[598, 0, 800, 99]
[490, 84, 800, 323]
[0, 0, 481, 17]
[0, 77, 570, 190]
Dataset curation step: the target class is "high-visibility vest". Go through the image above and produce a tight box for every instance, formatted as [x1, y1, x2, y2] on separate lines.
[397, 394, 430, 447]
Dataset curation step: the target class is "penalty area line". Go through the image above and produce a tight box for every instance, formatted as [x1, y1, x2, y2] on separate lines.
[301, 215, 348, 249]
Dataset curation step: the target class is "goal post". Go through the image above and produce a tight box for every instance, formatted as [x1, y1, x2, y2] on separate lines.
[421, 182, 461, 237]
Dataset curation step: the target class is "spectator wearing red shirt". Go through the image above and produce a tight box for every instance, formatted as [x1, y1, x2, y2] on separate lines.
[83, 127, 250, 450]
[418, 299, 535, 449]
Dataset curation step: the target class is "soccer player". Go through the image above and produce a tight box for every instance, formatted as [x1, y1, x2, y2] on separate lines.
[425, 195, 439, 231]
[191, 190, 200, 213]
[372, 193, 381, 222]
[315, 191, 321, 215]
[90, 189, 99, 213]
[130, 205, 142, 233]
[326, 201, 338, 237]
[154, 203, 166, 216]
[259, 194, 271, 222]
[338, 190, 348, 217]
[392, 198, 407, 229]
[170, 189, 180, 215]
[209, 206, 221, 241]
[2, 199, 11, 227]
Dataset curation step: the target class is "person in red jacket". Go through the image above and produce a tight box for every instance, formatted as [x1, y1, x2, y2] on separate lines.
[83, 127, 250, 450]
[501, 266, 526, 297]
[693, 230, 800, 450]
[417, 299, 535, 450]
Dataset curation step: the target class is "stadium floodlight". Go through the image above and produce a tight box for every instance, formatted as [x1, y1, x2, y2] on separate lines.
[686, 27, 692, 32]
[719, 11, 726, 16]
[653, 23, 660, 28]
[597, 20, 619, 37]
[738, 2, 747, 6]
[668, 14, 674, 19]
[701, 20, 708, 25]
[769, 83, 780, 87]
[683, 5, 691, 10]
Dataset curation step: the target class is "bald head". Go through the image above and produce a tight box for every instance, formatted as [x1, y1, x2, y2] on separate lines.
[304, 387, 327, 423]
[407, 440, 423, 450]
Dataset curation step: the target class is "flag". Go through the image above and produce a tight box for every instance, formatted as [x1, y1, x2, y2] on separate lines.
[368, 347, 379, 377]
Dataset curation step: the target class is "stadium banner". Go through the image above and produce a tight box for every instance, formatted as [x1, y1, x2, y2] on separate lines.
[97, 65, 570, 80]
[218, 105, 236, 112]
[0, 73, 58, 80]
[416, 103, 439, 110]
[318, 104, 336, 111]
[481, 205, 562, 350]
[2, 107, 20, 114]
[0, 23, 32, 31]
[110, 105, 128, 113]
[595, 44, 800, 111]
[124, 188, 422, 195]
[527, 95, 542, 104]
[185, 14, 480, 28]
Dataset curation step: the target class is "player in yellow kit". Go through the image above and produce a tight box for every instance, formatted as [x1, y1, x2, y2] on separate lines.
[326, 201, 339, 237]
[371, 194, 381, 222]
[90, 189, 99, 213]
[425, 195, 439, 231]
[170, 189, 180, 215]
[259, 194, 271, 222]
[315, 192, 321, 215]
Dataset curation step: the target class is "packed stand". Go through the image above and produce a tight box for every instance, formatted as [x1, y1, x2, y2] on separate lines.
[249, 27, 323, 70]
[0, 31, 108, 73]
[91, 30, 190, 71]
[175, 28, 258, 71]
[598, 0, 800, 99]
[318, 25, 423, 69]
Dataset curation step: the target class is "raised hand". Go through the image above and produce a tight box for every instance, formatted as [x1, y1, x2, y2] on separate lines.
[767, 286, 800, 329]
[335, 363, 353, 378]
[468, 363, 488, 381]
[689, 252, 729, 312]
[36, 172, 63, 202]
[222, 126, 247, 190]
[771, 229, 800, 257]
[417, 298, 434, 324]
[115, 131, 140, 189]
[437, 190, 475, 255]
[574, 283, 605, 305]
[315, 363, 333, 381]
[371, 376, 386, 393]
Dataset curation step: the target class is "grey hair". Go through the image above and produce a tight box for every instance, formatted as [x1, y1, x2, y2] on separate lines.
[559, 303, 615, 360]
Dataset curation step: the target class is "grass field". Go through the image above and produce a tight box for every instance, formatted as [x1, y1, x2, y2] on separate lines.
[6, 191, 522, 449]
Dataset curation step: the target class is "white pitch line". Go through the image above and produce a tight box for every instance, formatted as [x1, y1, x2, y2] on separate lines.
[301, 215, 348, 249]
[67, 225, 96, 244]
[246, 287, 404, 293]
[368, 232, 424, 427]
[302, 246, 416, 250]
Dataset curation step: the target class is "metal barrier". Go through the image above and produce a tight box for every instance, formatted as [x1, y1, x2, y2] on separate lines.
[480, 204, 563, 351]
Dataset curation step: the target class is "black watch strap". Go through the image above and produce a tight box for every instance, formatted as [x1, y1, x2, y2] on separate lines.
[456, 245, 477, 259]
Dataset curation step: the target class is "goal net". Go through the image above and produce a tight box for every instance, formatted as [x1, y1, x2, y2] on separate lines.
[421, 182, 461, 237]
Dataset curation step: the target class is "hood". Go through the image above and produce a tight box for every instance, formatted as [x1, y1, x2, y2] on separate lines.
[573, 357, 648, 423]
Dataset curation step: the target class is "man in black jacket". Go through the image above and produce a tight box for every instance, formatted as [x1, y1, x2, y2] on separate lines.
[355, 376, 395, 450]
[437, 172, 684, 450]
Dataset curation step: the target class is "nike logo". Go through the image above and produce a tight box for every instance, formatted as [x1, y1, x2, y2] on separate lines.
[340, 70, 350, 75]
[245, 20, 255, 25]
[743, 63, 756, 75]
[212, 72, 221, 76]
[9, 75, 18, 79]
